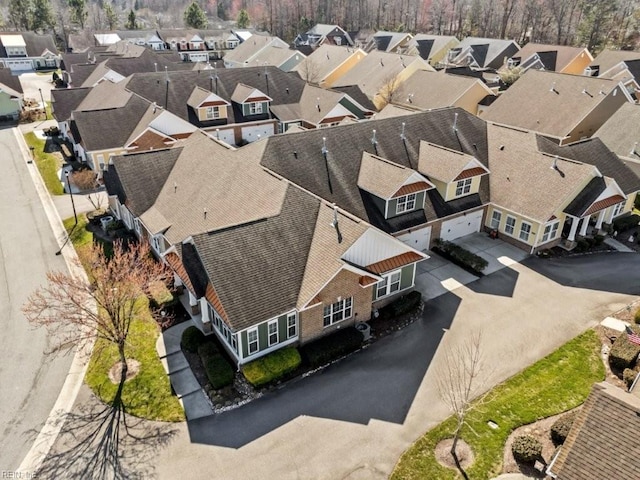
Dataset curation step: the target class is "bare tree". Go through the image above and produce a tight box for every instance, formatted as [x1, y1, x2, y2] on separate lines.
[436, 331, 485, 480]
[72, 169, 104, 210]
[298, 57, 321, 85]
[377, 73, 402, 109]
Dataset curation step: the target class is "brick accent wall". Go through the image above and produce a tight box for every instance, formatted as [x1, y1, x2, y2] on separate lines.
[299, 269, 374, 344]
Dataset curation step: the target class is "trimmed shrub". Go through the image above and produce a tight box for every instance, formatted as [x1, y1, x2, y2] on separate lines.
[593, 234, 605, 246]
[634, 308, 640, 325]
[181, 326, 206, 353]
[301, 327, 364, 368]
[575, 238, 590, 253]
[623, 368, 637, 389]
[511, 435, 543, 464]
[203, 354, 234, 389]
[613, 214, 640, 233]
[389, 290, 423, 317]
[197, 341, 218, 358]
[550, 410, 578, 445]
[242, 347, 302, 387]
[609, 328, 640, 371]
[433, 239, 488, 275]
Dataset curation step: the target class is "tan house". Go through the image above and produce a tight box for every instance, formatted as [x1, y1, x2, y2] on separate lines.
[405, 34, 459, 66]
[222, 35, 289, 68]
[292, 44, 367, 87]
[584, 48, 640, 77]
[377, 69, 495, 116]
[502, 43, 593, 74]
[365, 31, 413, 54]
[330, 50, 435, 109]
[482, 69, 634, 144]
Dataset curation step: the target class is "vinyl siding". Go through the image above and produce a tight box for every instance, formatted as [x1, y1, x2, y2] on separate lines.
[386, 190, 426, 219]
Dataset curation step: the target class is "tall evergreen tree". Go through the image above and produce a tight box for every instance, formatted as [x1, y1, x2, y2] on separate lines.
[183, 1, 207, 29]
[236, 8, 250, 28]
[9, 0, 33, 30]
[125, 9, 138, 29]
[104, 2, 118, 30]
[32, 0, 55, 31]
[68, 0, 87, 29]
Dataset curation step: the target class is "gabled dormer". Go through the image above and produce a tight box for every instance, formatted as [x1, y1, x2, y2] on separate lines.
[1, 35, 27, 57]
[357, 152, 434, 219]
[418, 141, 490, 202]
[231, 83, 272, 117]
[187, 86, 231, 123]
[189, 34, 205, 50]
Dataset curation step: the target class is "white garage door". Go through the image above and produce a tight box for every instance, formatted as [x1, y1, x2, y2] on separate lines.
[397, 227, 431, 251]
[6, 60, 32, 71]
[440, 210, 483, 241]
[241, 124, 275, 143]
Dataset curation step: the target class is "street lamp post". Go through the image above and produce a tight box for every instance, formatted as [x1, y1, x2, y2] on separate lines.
[65, 170, 77, 226]
[39, 88, 46, 119]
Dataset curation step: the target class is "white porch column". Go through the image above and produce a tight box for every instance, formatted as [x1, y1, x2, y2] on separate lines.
[606, 206, 616, 224]
[567, 217, 579, 241]
[579, 216, 589, 236]
[173, 273, 183, 287]
[188, 290, 200, 315]
[595, 209, 606, 230]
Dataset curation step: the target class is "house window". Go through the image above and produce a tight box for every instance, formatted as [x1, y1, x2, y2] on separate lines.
[396, 193, 416, 214]
[133, 218, 141, 236]
[151, 235, 163, 253]
[519, 222, 532, 242]
[612, 202, 625, 217]
[505, 216, 516, 235]
[247, 328, 258, 355]
[248, 102, 263, 115]
[287, 313, 297, 338]
[268, 320, 278, 346]
[542, 222, 559, 243]
[205, 106, 220, 119]
[231, 334, 238, 353]
[323, 297, 353, 327]
[490, 210, 502, 230]
[376, 270, 401, 298]
[455, 178, 473, 196]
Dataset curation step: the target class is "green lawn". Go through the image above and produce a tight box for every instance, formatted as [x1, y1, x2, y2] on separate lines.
[392, 330, 604, 480]
[24, 131, 63, 195]
[64, 216, 185, 422]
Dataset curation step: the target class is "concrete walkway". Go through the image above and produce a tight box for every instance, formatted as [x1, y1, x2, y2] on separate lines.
[604, 237, 635, 253]
[156, 321, 214, 421]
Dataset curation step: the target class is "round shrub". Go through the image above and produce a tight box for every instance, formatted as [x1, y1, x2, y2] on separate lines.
[181, 326, 206, 353]
[511, 435, 542, 464]
[623, 368, 637, 389]
[551, 411, 578, 445]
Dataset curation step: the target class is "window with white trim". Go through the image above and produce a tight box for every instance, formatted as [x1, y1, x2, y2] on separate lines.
[231, 334, 238, 353]
[205, 106, 220, 119]
[248, 102, 263, 114]
[268, 320, 278, 346]
[133, 218, 141, 236]
[519, 221, 532, 242]
[247, 328, 258, 355]
[376, 270, 401, 299]
[542, 222, 559, 243]
[490, 210, 502, 230]
[287, 313, 297, 338]
[455, 178, 472, 196]
[323, 297, 352, 327]
[505, 215, 516, 235]
[612, 202, 625, 217]
[396, 193, 416, 214]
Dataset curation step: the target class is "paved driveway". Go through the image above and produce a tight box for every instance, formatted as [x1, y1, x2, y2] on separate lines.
[148, 253, 639, 480]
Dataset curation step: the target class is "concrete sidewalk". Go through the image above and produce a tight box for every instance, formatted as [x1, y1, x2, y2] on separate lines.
[156, 321, 213, 421]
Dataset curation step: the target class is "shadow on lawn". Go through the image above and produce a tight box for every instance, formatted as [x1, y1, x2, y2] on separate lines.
[36, 376, 178, 480]
[187, 291, 462, 449]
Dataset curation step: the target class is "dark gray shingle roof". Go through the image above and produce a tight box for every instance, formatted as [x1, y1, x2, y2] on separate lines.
[51, 87, 91, 122]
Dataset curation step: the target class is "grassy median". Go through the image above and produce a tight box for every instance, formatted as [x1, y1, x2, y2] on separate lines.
[24, 131, 63, 195]
[392, 329, 604, 479]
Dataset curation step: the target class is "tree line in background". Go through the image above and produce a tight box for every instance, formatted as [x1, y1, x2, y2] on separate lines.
[1, 0, 639, 53]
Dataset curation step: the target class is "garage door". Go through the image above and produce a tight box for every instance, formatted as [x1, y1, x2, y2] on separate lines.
[397, 227, 431, 251]
[7, 60, 32, 71]
[440, 210, 483, 241]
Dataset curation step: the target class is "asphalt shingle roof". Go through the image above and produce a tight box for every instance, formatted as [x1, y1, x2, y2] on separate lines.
[508, 43, 591, 72]
[51, 87, 91, 122]
[563, 176, 606, 216]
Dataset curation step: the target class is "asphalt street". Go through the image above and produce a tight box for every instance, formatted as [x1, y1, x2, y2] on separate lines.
[0, 127, 73, 472]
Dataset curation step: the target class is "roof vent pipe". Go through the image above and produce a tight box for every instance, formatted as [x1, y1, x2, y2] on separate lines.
[453, 112, 458, 132]
[322, 137, 328, 155]
[551, 155, 559, 170]
[400, 122, 406, 140]
[330, 204, 338, 228]
[631, 142, 638, 155]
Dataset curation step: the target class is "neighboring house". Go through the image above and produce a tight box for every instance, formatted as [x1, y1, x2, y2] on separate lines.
[377, 69, 495, 116]
[594, 102, 640, 178]
[502, 43, 593, 74]
[0, 32, 60, 72]
[584, 48, 640, 77]
[0, 68, 23, 120]
[294, 24, 354, 49]
[405, 34, 459, 66]
[247, 46, 306, 72]
[444, 37, 520, 70]
[329, 50, 434, 109]
[482, 69, 634, 144]
[270, 83, 375, 131]
[596, 59, 640, 97]
[547, 382, 640, 479]
[485, 122, 637, 252]
[104, 132, 427, 363]
[292, 44, 367, 87]
[223, 35, 289, 68]
[365, 31, 413, 54]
